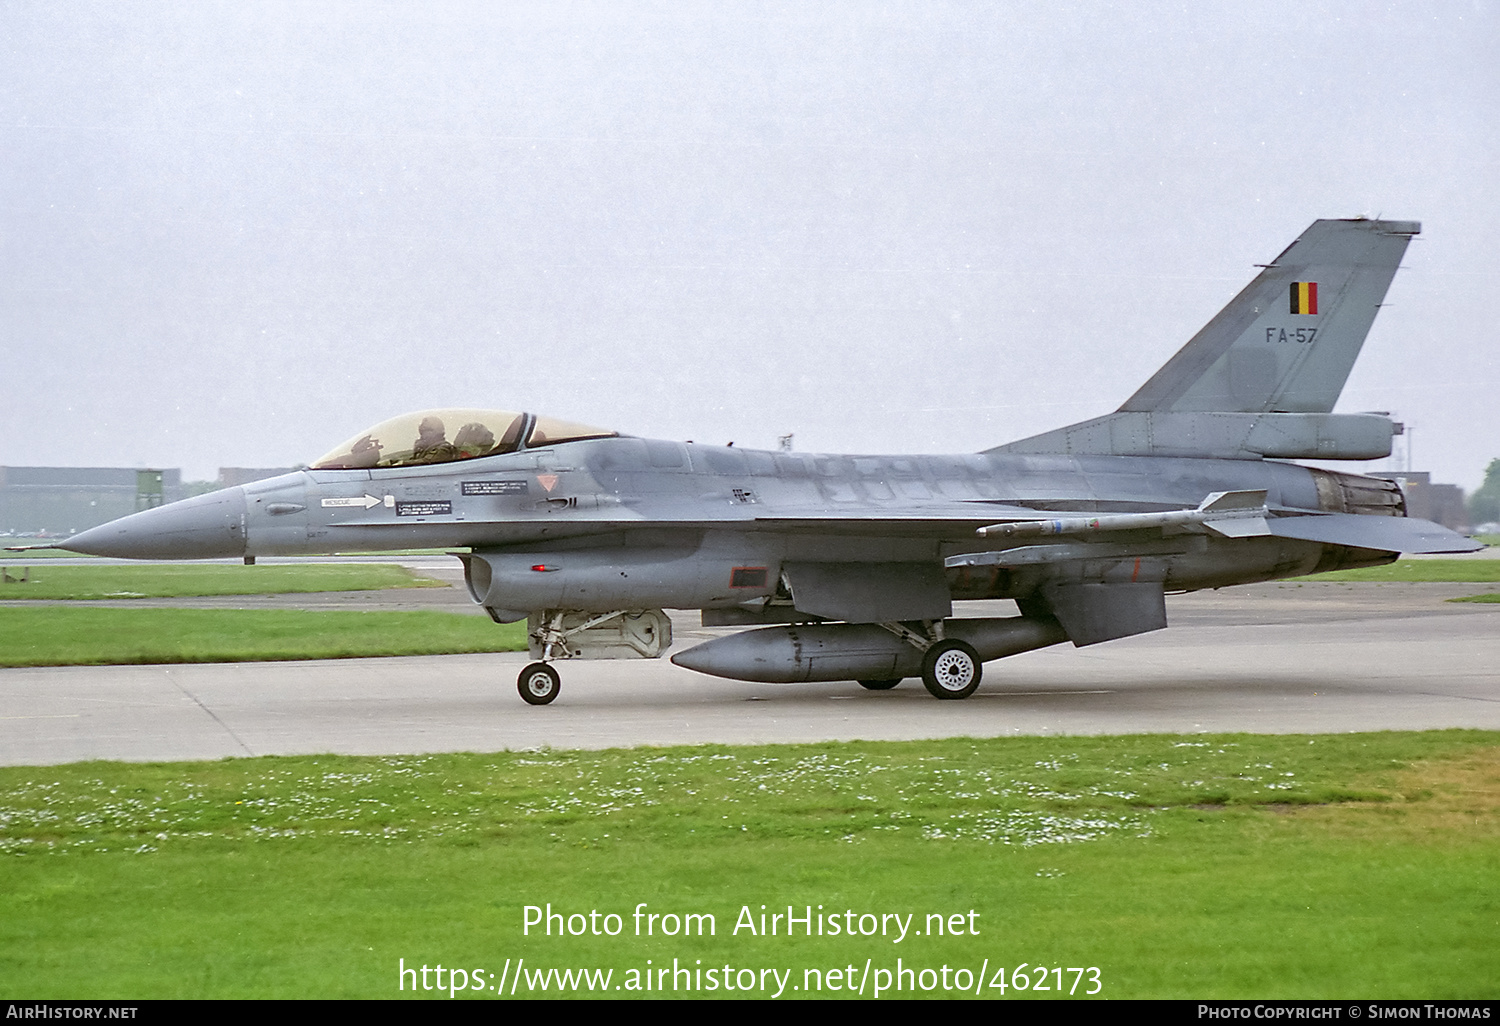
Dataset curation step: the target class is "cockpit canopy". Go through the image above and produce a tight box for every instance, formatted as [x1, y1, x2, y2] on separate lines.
[311, 409, 617, 470]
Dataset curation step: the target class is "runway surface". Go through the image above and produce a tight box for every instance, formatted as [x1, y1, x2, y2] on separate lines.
[2, 569, 1497, 766]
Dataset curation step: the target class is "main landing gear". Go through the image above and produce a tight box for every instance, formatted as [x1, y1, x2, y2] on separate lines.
[856, 644, 983, 698]
[919, 639, 982, 700]
[866, 622, 984, 700]
[858, 642, 984, 696]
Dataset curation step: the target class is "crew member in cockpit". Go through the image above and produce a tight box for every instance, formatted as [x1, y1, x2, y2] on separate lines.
[412, 416, 461, 463]
[453, 422, 497, 458]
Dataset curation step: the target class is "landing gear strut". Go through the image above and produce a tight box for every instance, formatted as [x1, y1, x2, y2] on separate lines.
[874, 620, 984, 700]
[513, 608, 675, 705]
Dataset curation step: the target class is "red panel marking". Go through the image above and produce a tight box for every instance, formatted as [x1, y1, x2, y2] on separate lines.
[730, 566, 768, 588]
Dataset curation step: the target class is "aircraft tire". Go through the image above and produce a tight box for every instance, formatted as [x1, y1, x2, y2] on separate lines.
[920, 640, 982, 700]
[857, 678, 903, 691]
[517, 662, 561, 705]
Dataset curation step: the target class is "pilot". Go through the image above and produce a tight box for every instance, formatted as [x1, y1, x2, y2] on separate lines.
[453, 421, 497, 458]
[411, 416, 461, 463]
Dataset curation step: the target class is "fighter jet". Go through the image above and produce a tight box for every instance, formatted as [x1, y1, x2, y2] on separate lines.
[47, 218, 1480, 704]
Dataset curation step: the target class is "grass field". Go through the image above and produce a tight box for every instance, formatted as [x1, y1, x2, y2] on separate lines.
[1304, 558, 1500, 583]
[0, 731, 1494, 999]
[0, 547, 462, 559]
[0, 547, 85, 559]
[0, 563, 445, 600]
[0, 608, 527, 666]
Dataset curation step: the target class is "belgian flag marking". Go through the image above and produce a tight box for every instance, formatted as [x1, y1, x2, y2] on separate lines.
[1289, 281, 1319, 315]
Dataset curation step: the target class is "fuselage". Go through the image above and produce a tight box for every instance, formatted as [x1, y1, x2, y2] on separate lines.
[62, 436, 1400, 614]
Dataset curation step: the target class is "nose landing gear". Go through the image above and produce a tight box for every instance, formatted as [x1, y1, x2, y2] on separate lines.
[511, 608, 675, 705]
[517, 662, 561, 705]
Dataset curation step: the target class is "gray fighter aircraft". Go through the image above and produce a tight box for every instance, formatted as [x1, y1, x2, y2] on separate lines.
[47, 218, 1480, 704]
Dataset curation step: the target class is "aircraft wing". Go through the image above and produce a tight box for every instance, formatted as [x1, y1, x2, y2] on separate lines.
[758, 496, 1480, 555]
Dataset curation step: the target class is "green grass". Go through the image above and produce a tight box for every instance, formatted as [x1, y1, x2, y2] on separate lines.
[0, 607, 527, 666]
[1450, 593, 1500, 603]
[0, 563, 446, 600]
[1305, 558, 1500, 583]
[0, 546, 88, 559]
[1, 546, 465, 558]
[0, 731, 1495, 999]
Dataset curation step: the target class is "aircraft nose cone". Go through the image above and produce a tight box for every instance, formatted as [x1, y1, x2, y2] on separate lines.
[60, 487, 248, 559]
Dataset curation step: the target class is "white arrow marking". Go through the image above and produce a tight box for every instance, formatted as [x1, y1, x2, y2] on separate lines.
[320, 494, 382, 509]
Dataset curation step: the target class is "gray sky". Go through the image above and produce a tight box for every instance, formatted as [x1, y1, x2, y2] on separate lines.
[4, 1, 1496, 488]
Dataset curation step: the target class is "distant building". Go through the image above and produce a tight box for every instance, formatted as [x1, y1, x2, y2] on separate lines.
[217, 467, 300, 488]
[0, 466, 303, 536]
[0, 467, 183, 537]
[1384, 472, 1469, 531]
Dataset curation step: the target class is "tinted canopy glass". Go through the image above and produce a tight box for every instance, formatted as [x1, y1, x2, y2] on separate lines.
[311, 409, 619, 469]
[312, 409, 527, 469]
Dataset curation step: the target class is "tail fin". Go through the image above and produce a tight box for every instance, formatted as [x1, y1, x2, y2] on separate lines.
[994, 218, 1418, 461]
[1123, 217, 1418, 414]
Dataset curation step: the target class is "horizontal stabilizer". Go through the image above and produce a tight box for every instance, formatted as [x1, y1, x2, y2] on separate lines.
[1268, 514, 1482, 554]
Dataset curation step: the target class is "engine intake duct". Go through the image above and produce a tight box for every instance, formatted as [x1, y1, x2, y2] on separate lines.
[671, 616, 1067, 684]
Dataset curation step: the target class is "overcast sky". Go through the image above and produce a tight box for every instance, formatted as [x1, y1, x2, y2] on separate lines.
[3, 1, 1496, 488]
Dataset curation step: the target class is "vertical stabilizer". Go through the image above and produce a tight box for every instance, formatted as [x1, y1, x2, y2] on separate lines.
[1122, 218, 1418, 414]
[992, 218, 1418, 460]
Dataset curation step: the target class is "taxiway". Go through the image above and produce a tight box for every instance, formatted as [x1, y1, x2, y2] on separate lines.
[1, 575, 1496, 766]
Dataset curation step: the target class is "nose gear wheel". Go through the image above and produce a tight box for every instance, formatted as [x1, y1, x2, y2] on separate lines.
[517, 662, 561, 705]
